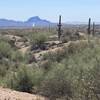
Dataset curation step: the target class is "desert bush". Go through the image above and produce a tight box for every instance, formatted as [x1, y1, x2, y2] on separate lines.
[43, 40, 89, 63]
[1, 31, 100, 100]
[5, 66, 33, 92]
[41, 39, 100, 100]
[61, 31, 72, 43]
[39, 60, 53, 71]
[66, 40, 89, 54]
[11, 51, 24, 62]
[62, 42, 100, 100]
[29, 32, 48, 47]
[40, 63, 72, 99]
[0, 41, 12, 59]
[5, 65, 44, 93]
[87, 58, 100, 100]
[0, 64, 9, 77]
[24, 52, 37, 64]
[43, 48, 67, 62]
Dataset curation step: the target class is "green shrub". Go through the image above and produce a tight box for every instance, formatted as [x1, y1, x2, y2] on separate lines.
[0, 64, 8, 77]
[61, 43, 100, 100]
[14, 66, 34, 92]
[5, 65, 44, 93]
[43, 40, 89, 63]
[0, 41, 12, 58]
[29, 32, 48, 46]
[43, 48, 67, 62]
[5, 66, 33, 93]
[40, 63, 72, 99]
[11, 51, 24, 62]
[41, 39, 100, 99]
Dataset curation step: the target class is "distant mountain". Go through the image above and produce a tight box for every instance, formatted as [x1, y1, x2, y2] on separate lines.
[26, 16, 52, 27]
[0, 16, 99, 28]
[0, 16, 53, 28]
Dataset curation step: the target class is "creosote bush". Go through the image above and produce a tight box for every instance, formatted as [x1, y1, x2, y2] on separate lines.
[0, 41, 12, 59]
[6, 66, 33, 93]
[5, 65, 44, 93]
[29, 32, 48, 46]
[40, 64, 72, 99]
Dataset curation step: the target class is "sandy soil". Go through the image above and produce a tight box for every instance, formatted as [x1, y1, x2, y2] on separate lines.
[0, 87, 48, 100]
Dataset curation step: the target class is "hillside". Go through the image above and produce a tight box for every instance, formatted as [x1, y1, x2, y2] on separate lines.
[0, 28, 100, 100]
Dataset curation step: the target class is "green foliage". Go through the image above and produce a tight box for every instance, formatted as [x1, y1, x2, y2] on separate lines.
[43, 49, 67, 62]
[43, 40, 89, 63]
[41, 39, 100, 99]
[0, 41, 12, 58]
[6, 66, 34, 93]
[61, 43, 100, 100]
[40, 63, 72, 99]
[1, 28, 100, 100]
[5, 65, 44, 93]
[15, 66, 33, 92]
[0, 64, 8, 77]
[11, 51, 24, 62]
[29, 32, 48, 46]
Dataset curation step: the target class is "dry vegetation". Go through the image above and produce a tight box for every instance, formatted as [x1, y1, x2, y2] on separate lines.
[0, 25, 100, 100]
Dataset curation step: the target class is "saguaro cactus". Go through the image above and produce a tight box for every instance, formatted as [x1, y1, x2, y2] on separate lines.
[57, 15, 62, 40]
[87, 18, 91, 35]
[92, 22, 95, 36]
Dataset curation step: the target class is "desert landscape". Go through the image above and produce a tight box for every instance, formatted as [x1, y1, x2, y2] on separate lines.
[0, 17, 100, 100]
[0, 0, 100, 100]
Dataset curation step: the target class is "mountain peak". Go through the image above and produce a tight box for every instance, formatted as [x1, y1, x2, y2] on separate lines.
[0, 16, 52, 28]
[27, 16, 41, 22]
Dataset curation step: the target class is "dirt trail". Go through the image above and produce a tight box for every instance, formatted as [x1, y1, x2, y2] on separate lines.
[18, 46, 31, 55]
[0, 87, 48, 100]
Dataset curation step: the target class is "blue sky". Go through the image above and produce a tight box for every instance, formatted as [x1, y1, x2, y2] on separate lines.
[0, 0, 100, 22]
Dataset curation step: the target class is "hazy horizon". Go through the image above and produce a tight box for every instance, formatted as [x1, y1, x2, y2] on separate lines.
[0, 0, 100, 22]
